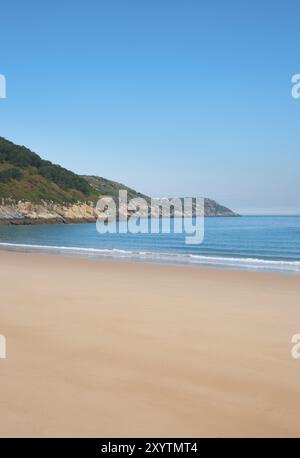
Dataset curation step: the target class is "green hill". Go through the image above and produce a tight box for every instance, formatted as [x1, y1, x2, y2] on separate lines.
[0, 137, 150, 204]
[0, 137, 97, 203]
[81, 175, 150, 202]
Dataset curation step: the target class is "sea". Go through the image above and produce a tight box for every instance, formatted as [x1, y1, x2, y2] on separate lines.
[0, 215, 300, 274]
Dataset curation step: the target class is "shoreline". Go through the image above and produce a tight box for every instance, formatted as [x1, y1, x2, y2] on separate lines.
[0, 217, 96, 225]
[0, 213, 240, 226]
[1, 250, 300, 437]
[0, 241, 299, 275]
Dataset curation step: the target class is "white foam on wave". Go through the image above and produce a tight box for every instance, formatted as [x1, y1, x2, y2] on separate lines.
[0, 242, 299, 273]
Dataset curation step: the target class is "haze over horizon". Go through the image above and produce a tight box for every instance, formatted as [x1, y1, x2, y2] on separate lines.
[0, 0, 300, 215]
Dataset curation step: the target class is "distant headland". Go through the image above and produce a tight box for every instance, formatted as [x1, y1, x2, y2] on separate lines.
[0, 137, 238, 225]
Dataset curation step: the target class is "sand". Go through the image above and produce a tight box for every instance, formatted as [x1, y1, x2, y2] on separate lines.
[0, 250, 300, 437]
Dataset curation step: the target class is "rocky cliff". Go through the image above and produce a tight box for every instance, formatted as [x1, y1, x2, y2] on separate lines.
[0, 200, 97, 225]
[0, 196, 238, 225]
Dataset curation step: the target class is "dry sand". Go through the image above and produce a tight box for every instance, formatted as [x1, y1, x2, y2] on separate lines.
[0, 250, 300, 437]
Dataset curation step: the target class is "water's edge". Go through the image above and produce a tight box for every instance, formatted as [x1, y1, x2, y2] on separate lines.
[0, 242, 299, 275]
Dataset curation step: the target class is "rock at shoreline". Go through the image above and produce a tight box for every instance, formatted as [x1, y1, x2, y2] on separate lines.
[0, 197, 238, 225]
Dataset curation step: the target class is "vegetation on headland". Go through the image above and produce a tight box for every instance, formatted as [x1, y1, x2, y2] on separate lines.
[81, 175, 150, 203]
[0, 137, 144, 204]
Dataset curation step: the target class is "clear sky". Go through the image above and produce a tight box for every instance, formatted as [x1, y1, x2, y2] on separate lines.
[0, 0, 299, 214]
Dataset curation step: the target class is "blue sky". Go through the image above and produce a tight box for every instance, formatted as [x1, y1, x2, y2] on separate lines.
[0, 0, 299, 214]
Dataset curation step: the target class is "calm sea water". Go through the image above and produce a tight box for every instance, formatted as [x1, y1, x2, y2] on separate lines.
[0, 216, 300, 273]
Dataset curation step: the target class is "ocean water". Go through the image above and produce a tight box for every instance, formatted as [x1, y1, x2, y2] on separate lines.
[0, 216, 300, 274]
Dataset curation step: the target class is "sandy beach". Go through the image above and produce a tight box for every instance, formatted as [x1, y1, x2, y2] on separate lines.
[0, 250, 300, 437]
